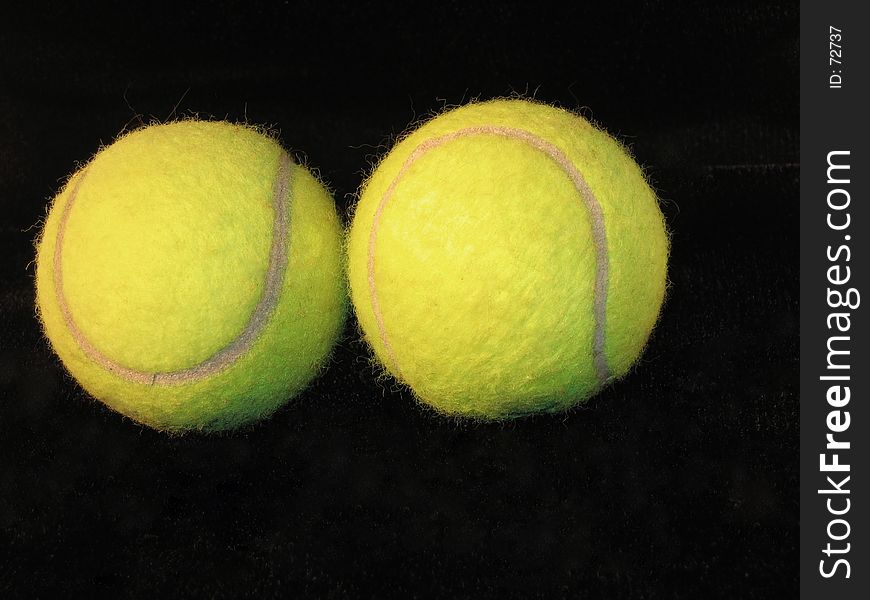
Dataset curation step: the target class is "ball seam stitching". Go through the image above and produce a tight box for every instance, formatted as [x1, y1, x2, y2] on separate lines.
[366, 125, 612, 388]
[53, 150, 295, 385]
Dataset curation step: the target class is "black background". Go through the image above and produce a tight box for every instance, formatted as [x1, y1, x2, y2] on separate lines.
[0, 1, 799, 598]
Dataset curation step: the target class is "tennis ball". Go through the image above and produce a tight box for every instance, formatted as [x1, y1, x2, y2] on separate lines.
[35, 120, 346, 432]
[347, 99, 668, 419]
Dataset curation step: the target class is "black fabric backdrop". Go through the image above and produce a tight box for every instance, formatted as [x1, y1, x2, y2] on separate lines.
[0, 2, 799, 598]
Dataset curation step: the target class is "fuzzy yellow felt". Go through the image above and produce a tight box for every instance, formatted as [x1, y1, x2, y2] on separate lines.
[35, 121, 346, 432]
[347, 99, 669, 419]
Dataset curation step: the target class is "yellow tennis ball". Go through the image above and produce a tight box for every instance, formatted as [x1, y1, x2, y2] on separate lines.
[35, 120, 346, 432]
[347, 99, 669, 419]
